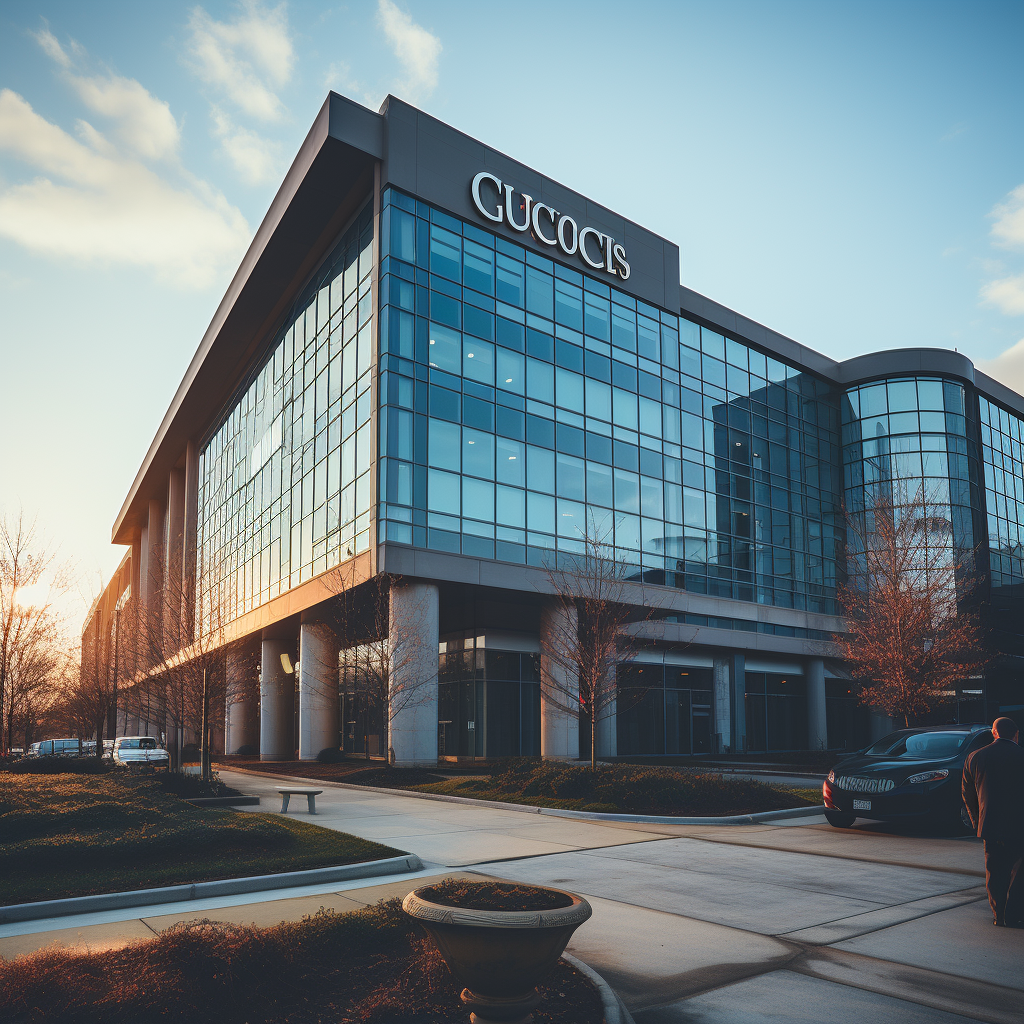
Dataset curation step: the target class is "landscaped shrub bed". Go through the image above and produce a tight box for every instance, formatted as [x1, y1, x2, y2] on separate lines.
[0, 900, 603, 1023]
[218, 756, 450, 788]
[414, 759, 819, 816]
[0, 775, 400, 906]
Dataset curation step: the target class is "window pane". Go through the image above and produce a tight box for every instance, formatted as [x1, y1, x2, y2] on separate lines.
[429, 418, 460, 471]
[429, 323, 461, 373]
[464, 337, 495, 385]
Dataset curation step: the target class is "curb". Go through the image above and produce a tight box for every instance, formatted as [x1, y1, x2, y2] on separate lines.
[563, 952, 636, 1024]
[0, 854, 423, 924]
[184, 795, 260, 807]
[220, 767, 825, 826]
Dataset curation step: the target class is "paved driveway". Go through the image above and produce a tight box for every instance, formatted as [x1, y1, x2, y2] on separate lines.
[3, 766, 1018, 1023]
[220, 768, 1018, 1022]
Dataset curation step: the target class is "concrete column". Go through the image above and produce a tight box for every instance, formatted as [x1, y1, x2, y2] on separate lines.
[165, 468, 185, 649]
[713, 656, 731, 753]
[146, 498, 164, 616]
[298, 622, 339, 760]
[730, 653, 746, 752]
[261, 637, 296, 761]
[806, 658, 828, 751]
[389, 582, 439, 766]
[130, 532, 142, 611]
[539, 601, 580, 761]
[182, 440, 199, 646]
[224, 645, 259, 754]
[139, 521, 150, 609]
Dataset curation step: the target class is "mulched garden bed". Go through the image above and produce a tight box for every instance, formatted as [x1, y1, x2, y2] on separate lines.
[422, 879, 575, 911]
[414, 759, 819, 816]
[0, 899, 604, 1024]
[218, 756, 451, 787]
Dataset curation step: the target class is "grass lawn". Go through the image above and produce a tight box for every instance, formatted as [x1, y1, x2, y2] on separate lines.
[0, 898, 603, 1023]
[0, 774, 402, 907]
[411, 760, 821, 816]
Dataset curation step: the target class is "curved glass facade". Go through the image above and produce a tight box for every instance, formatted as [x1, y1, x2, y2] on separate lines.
[841, 376, 982, 588]
[378, 189, 842, 614]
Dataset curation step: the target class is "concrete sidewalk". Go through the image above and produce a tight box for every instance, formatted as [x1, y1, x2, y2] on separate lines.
[3, 766, 1015, 1023]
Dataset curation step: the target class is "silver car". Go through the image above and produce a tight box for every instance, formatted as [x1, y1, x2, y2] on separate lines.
[112, 736, 170, 769]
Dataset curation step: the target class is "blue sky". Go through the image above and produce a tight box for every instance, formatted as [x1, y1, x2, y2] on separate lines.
[0, 0, 1021, 621]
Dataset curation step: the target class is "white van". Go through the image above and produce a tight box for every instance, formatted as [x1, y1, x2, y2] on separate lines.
[112, 736, 170, 769]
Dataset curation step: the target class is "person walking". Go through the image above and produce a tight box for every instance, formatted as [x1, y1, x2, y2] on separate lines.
[962, 717, 1024, 927]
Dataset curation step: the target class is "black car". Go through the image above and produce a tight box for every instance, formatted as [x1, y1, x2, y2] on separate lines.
[822, 724, 993, 829]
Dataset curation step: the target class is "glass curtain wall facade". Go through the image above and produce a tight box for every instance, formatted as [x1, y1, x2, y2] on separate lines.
[436, 638, 541, 758]
[615, 664, 714, 756]
[980, 398, 1024, 660]
[841, 376, 982, 586]
[377, 189, 842, 615]
[198, 204, 375, 625]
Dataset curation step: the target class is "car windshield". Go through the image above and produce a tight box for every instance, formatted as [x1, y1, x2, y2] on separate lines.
[121, 738, 157, 750]
[863, 731, 970, 759]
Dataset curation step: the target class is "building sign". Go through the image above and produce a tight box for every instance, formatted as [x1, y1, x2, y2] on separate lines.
[470, 171, 630, 281]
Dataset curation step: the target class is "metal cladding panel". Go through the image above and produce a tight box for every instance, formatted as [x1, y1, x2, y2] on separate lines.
[378, 97, 679, 311]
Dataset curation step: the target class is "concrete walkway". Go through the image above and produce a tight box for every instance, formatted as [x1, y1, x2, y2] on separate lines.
[2, 767, 1018, 1023]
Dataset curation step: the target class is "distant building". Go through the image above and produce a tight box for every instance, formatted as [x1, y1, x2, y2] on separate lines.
[84, 94, 1024, 762]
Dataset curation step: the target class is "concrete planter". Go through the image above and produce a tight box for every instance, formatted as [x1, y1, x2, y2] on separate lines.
[402, 884, 592, 1023]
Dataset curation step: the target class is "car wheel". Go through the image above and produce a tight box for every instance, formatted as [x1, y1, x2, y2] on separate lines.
[959, 803, 975, 833]
[825, 809, 856, 828]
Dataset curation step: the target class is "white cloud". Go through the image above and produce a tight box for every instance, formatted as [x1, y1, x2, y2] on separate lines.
[981, 184, 1024, 317]
[0, 89, 250, 288]
[980, 336, 1024, 395]
[187, 2, 294, 122]
[991, 184, 1024, 250]
[211, 108, 279, 186]
[33, 26, 181, 162]
[69, 74, 180, 161]
[32, 27, 73, 69]
[982, 273, 1024, 316]
[377, 0, 441, 100]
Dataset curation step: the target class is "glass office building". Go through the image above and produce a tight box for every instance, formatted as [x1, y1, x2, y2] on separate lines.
[94, 93, 1024, 766]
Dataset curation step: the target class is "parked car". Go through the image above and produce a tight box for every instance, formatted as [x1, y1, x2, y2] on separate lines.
[102, 739, 115, 761]
[823, 724, 992, 829]
[27, 738, 92, 758]
[112, 736, 170, 769]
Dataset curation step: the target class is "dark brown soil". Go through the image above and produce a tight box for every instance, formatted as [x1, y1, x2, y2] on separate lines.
[218, 757, 450, 787]
[421, 879, 575, 912]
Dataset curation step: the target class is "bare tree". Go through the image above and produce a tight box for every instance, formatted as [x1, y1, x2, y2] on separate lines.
[74, 581, 125, 757]
[541, 524, 655, 770]
[126, 544, 228, 779]
[324, 565, 438, 763]
[0, 513, 75, 755]
[836, 488, 988, 726]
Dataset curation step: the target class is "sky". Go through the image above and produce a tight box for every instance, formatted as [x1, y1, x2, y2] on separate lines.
[0, 0, 1021, 629]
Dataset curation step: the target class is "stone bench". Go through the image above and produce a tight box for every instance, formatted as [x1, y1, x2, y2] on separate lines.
[276, 787, 323, 814]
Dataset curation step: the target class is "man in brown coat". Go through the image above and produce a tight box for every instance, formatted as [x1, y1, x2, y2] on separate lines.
[962, 717, 1024, 926]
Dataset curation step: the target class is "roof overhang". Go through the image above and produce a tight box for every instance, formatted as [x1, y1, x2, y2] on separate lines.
[112, 93, 384, 544]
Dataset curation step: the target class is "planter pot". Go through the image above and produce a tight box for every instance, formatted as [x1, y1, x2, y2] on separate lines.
[403, 884, 592, 1024]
